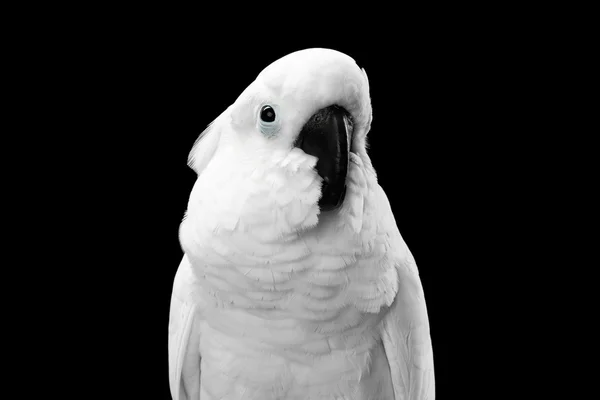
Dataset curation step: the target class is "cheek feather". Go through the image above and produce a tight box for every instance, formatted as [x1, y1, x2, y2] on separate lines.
[182, 147, 323, 249]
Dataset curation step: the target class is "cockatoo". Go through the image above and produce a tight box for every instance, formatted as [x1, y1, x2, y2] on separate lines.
[168, 48, 434, 400]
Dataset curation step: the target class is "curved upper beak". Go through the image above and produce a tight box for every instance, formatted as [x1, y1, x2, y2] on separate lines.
[294, 105, 352, 211]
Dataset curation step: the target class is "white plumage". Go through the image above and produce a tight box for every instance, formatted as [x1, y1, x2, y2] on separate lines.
[169, 48, 434, 399]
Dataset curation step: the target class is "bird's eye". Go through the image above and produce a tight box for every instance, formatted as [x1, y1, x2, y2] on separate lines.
[260, 105, 276, 123]
[258, 104, 280, 137]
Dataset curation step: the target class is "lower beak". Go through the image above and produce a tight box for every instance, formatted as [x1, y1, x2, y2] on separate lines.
[294, 105, 351, 211]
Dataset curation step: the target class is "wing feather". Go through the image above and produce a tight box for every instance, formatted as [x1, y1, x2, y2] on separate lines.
[381, 257, 435, 400]
[168, 255, 204, 400]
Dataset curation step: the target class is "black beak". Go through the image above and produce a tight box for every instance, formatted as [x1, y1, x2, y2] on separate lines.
[294, 105, 351, 211]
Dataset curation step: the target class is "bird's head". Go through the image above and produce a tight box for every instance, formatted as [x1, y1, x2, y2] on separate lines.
[186, 48, 373, 239]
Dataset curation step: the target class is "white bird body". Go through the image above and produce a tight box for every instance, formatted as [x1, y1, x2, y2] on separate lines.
[169, 48, 434, 400]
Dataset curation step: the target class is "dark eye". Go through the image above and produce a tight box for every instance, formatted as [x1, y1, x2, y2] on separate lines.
[260, 105, 276, 123]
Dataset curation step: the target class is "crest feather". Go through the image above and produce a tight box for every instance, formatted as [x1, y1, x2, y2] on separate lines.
[187, 109, 227, 175]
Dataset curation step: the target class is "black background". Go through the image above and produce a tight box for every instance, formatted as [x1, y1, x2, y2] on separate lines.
[51, 17, 523, 399]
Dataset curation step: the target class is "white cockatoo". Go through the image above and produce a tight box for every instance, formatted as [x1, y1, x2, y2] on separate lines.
[168, 48, 434, 400]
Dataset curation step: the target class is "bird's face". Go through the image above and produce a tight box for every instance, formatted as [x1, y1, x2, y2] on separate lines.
[225, 48, 371, 212]
[183, 48, 373, 250]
